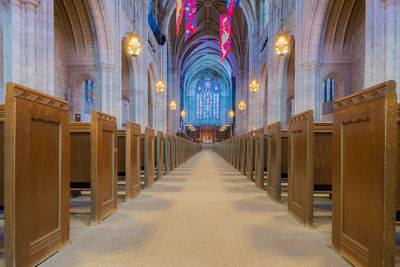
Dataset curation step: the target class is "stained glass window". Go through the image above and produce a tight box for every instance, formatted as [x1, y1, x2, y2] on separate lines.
[84, 79, 95, 114]
[196, 76, 220, 122]
[322, 78, 334, 103]
[85, 80, 96, 103]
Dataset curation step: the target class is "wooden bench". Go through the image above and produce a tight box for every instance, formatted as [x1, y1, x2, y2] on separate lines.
[240, 135, 247, 175]
[246, 132, 255, 181]
[288, 110, 332, 228]
[332, 81, 397, 266]
[156, 131, 165, 180]
[254, 128, 265, 190]
[164, 134, 172, 174]
[235, 136, 241, 170]
[117, 121, 141, 201]
[140, 127, 155, 188]
[170, 136, 175, 170]
[4, 83, 70, 266]
[70, 110, 118, 225]
[266, 122, 288, 202]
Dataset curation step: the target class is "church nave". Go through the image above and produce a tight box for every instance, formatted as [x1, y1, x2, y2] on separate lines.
[40, 150, 349, 267]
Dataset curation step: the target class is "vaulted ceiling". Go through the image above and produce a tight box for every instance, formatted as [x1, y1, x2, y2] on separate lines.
[54, 0, 96, 62]
[323, 0, 365, 52]
[167, 0, 248, 78]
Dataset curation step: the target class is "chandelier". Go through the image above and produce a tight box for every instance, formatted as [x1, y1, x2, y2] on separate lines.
[238, 100, 246, 111]
[128, 35, 142, 56]
[249, 78, 259, 93]
[180, 109, 187, 118]
[156, 79, 166, 93]
[169, 99, 177, 110]
[229, 110, 235, 118]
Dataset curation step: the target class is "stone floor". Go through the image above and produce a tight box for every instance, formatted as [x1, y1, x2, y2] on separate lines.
[38, 150, 350, 267]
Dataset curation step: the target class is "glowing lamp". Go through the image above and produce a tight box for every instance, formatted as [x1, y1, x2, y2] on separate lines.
[128, 35, 142, 56]
[180, 109, 187, 118]
[238, 100, 246, 111]
[229, 110, 235, 118]
[169, 99, 177, 110]
[156, 79, 166, 93]
[249, 78, 260, 93]
[275, 34, 289, 56]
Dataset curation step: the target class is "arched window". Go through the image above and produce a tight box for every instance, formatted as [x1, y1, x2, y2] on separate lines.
[196, 76, 220, 122]
[322, 78, 334, 103]
[84, 79, 95, 113]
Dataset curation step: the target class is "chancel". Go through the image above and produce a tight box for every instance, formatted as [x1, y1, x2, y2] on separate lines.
[0, 0, 399, 266]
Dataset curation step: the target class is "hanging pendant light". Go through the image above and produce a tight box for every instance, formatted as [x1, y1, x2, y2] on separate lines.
[238, 100, 246, 111]
[169, 99, 177, 110]
[275, 34, 289, 56]
[229, 110, 235, 118]
[128, 35, 142, 56]
[275, 19, 289, 56]
[156, 79, 166, 93]
[180, 109, 187, 117]
[249, 78, 259, 93]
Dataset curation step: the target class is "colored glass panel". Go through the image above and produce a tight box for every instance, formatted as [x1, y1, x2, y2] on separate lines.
[196, 76, 220, 122]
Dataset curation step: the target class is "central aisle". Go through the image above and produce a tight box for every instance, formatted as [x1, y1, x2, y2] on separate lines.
[42, 151, 348, 267]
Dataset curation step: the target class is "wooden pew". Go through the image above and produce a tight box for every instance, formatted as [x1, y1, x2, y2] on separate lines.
[164, 134, 171, 174]
[266, 122, 288, 202]
[140, 127, 155, 188]
[4, 83, 70, 266]
[288, 110, 332, 228]
[117, 121, 141, 201]
[70, 110, 118, 225]
[235, 136, 241, 170]
[332, 81, 397, 266]
[156, 131, 165, 180]
[0, 106, 3, 210]
[240, 135, 247, 175]
[246, 132, 254, 181]
[254, 128, 265, 190]
[170, 136, 175, 170]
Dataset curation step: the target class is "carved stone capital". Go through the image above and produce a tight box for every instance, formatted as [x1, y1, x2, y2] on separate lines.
[22, 0, 40, 12]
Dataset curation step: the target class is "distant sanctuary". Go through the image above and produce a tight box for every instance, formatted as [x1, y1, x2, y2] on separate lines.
[0, 0, 399, 266]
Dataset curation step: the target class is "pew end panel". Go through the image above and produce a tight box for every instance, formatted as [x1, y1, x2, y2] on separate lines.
[144, 127, 155, 188]
[240, 135, 247, 175]
[288, 110, 314, 228]
[266, 122, 282, 202]
[5, 83, 70, 266]
[332, 81, 397, 266]
[254, 128, 265, 190]
[121, 121, 141, 201]
[0, 105, 4, 209]
[156, 131, 165, 180]
[90, 110, 118, 225]
[246, 132, 254, 181]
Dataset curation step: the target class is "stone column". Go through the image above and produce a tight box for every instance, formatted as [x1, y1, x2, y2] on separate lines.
[98, 64, 120, 124]
[167, 67, 180, 134]
[365, 0, 400, 99]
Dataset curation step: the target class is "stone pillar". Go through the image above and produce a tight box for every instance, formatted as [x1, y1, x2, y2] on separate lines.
[98, 64, 120, 124]
[295, 61, 322, 120]
[235, 68, 248, 135]
[365, 0, 400, 99]
[167, 67, 180, 135]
